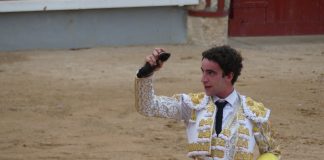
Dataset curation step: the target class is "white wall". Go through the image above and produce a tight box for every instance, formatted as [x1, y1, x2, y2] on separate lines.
[0, 6, 188, 51]
[0, 0, 198, 12]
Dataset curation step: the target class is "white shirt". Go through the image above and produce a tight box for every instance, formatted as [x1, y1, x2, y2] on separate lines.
[213, 90, 238, 129]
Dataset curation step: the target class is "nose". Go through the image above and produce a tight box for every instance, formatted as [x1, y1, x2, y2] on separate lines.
[201, 73, 207, 83]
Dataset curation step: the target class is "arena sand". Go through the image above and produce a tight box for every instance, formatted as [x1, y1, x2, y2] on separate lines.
[0, 36, 323, 160]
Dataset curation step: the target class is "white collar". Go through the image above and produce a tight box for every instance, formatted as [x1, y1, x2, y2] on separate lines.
[213, 90, 238, 107]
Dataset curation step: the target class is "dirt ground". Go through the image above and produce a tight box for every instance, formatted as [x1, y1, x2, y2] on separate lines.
[0, 36, 323, 160]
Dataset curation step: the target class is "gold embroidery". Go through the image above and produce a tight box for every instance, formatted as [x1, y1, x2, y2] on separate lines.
[251, 102, 266, 117]
[237, 138, 249, 148]
[253, 126, 259, 132]
[207, 104, 215, 113]
[190, 93, 205, 104]
[234, 152, 253, 160]
[246, 97, 254, 106]
[246, 97, 267, 118]
[198, 131, 211, 138]
[211, 150, 224, 158]
[255, 122, 281, 157]
[238, 126, 250, 136]
[211, 137, 226, 147]
[199, 118, 213, 126]
[191, 109, 196, 121]
[238, 113, 246, 120]
[187, 143, 210, 152]
[221, 128, 231, 137]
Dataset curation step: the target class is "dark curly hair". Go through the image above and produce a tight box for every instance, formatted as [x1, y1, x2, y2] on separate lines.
[202, 45, 243, 84]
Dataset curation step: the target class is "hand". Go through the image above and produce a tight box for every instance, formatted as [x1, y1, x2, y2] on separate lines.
[145, 48, 166, 71]
[137, 48, 170, 78]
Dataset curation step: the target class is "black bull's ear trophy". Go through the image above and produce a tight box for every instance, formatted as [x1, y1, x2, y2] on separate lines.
[137, 52, 171, 78]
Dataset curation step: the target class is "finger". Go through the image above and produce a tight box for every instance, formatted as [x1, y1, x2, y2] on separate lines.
[159, 47, 165, 51]
[153, 48, 165, 56]
[152, 49, 160, 57]
[145, 55, 156, 66]
[150, 56, 157, 65]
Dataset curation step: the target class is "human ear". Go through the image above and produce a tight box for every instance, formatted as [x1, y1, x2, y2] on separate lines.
[225, 72, 234, 82]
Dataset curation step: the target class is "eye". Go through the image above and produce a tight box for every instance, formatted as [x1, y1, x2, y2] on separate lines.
[206, 70, 216, 76]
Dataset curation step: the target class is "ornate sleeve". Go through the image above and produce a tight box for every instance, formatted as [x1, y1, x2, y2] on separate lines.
[134, 77, 191, 121]
[254, 121, 281, 159]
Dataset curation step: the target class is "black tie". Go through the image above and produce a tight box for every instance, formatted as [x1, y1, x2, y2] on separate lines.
[215, 100, 228, 137]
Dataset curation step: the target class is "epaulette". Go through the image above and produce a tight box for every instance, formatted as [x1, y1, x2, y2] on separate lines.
[189, 92, 205, 105]
[242, 97, 270, 123]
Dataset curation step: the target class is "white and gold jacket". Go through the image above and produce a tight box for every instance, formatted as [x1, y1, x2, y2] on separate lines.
[135, 77, 280, 160]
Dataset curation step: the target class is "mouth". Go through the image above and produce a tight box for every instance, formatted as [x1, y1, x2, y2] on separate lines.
[204, 86, 212, 90]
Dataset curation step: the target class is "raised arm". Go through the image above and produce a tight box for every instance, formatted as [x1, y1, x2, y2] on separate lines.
[134, 48, 191, 121]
